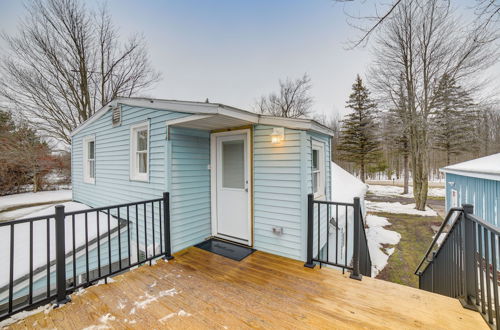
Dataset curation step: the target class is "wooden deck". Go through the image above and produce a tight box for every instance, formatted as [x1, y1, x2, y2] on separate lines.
[9, 247, 485, 329]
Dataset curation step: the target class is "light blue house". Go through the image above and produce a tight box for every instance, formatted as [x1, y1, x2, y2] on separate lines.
[441, 153, 500, 227]
[71, 97, 333, 262]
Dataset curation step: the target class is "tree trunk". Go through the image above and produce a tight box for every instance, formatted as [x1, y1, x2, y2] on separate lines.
[412, 149, 429, 211]
[360, 160, 365, 183]
[403, 152, 409, 195]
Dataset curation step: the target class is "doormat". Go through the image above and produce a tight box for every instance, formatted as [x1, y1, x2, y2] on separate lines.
[195, 238, 255, 261]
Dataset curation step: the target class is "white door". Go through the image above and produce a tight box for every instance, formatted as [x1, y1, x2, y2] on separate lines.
[212, 131, 250, 245]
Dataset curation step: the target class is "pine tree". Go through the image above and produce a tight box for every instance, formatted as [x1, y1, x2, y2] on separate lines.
[337, 75, 380, 182]
[431, 74, 476, 165]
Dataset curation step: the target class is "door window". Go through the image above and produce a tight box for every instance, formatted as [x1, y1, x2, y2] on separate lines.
[222, 140, 244, 189]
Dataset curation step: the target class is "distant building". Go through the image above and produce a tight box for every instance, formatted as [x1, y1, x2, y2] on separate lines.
[441, 153, 500, 227]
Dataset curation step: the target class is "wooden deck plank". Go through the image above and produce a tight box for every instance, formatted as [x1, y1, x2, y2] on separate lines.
[8, 247, 486, 329]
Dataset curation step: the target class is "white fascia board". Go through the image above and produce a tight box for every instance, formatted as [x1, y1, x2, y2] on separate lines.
[258, 116, 334, 137]
[116, 97, 220, 114]
[218, 106, 259, 123]
[440, 168, 500, 182]
[71, 97, 334, 138]
[165, 114, 214, 126]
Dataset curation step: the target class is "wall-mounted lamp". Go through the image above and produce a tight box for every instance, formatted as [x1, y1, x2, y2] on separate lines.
[270, 127, 285, 144]
[448, 181, 455, 188]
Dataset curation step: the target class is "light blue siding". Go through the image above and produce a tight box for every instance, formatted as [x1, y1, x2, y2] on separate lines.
[71, 107, 332, 263]
[253, 126, 332, 261]
[253, 125, 303, 259]
[169, 127, 211, 252]
[72, 105, 210, 255]
[446, 173, 500, 227]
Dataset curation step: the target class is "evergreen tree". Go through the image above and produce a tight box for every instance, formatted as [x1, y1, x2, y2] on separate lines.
[431, 74, 476, 165]
[338, 75, 380, 182]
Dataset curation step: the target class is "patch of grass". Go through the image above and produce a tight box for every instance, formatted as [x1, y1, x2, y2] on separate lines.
[374, 211, 442, 288]
[427, 196, 445, 201]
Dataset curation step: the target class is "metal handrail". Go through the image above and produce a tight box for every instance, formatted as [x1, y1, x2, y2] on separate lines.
[0, 193, 172, 321]
[0, 197, 164, 227]
[416, 205, 500, 329]
[304, 194, 372, 278]
[467, 213, 500, 236]
[414, 207, 463, 275]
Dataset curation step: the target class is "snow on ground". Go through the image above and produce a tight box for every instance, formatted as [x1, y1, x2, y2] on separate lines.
[367, 185, 445, 198]
[0, 201, 119, 288]
[0, 204, 59, 221]
[366, 201, 438, 217]
[0, 190, 72, 212]
[331, 162, 368, 203]
[365, 214, 401, 277]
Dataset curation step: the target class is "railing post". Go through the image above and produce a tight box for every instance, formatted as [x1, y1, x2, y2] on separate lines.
[304, 193, 315, 268]
[461, 204, 476, 309]
[55, 205, 70, 305]
[350, 197, 362, 280]
[163, 192, 174, 260]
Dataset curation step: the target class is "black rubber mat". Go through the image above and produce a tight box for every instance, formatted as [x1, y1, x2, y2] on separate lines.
[194, 238, 255, 261]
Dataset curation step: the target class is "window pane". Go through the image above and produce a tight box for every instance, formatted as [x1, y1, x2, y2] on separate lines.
[89, 160, 95, 179]
[88, 141, 95, 159]
[312, 149, 318, 170]
[313, 172, 318, 193]
[137, 129, 148, 151]
[222, 140, 244, 189]
[138, 152, 147, 173]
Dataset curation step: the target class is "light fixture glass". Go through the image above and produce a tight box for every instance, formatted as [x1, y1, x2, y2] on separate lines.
[270, 127, 284, 144]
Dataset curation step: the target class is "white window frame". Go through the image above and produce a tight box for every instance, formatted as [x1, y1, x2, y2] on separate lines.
[83, 135, 96, 184]
[312, 140, 325, 198]
[130, 121, 150, 182]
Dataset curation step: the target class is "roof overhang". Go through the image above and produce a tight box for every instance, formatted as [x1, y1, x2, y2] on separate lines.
[440, 168, 500, 182]
[71, 97, 334, 137]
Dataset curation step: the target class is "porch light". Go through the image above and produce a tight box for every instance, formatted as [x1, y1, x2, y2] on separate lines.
[270, 127, 284, 144]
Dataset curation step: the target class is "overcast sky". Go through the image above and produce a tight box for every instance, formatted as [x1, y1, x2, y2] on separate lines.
[0, 0, 497, 120]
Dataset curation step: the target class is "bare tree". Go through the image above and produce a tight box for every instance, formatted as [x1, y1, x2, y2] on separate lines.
[256, 74, 313, 118]
[370, 0, 498, 210]
[338, 0, 499, 48]
[0, 0, 161, 144]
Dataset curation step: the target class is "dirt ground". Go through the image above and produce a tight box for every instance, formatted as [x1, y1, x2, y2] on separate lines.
[366, 193, 445, 288]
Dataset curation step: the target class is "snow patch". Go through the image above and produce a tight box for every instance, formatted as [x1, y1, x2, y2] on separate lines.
[82, 313, 116, 330]
[0, 303, 54, 328]
[365, 214, 401, 277]
[0, 201, 120, 288]
[134, 288, 177, 309]
[366, 201, 438, 216]
[331, 162, 368, 203]
[0, 190, 72, 212]
[368, 185, 445, 198]
[158, 310, 191, 323]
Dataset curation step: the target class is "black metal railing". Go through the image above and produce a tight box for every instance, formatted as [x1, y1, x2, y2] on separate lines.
[415, 204, 500, 329]
[0, 192, 172, 321]
[304, 194, 372, 279]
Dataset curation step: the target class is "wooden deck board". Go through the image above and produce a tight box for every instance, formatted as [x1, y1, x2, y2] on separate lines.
[8, 247, 486, 329]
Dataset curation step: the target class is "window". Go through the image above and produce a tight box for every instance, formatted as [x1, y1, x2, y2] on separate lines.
[83, 136, 95, 184]
[451, 189, 458, 207]
[312, 141, 325, 198]
[130, 122, 149, 181]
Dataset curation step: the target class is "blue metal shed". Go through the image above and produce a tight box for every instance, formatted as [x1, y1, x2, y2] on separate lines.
[70, 97, 334, 262]
[441, 153, 500, 227]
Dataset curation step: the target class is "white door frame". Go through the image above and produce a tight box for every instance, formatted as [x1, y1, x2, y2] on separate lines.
[210, 129, 252, 246]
